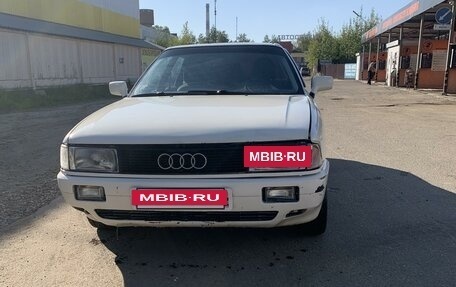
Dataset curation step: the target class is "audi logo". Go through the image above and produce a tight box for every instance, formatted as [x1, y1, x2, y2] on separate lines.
[157, 153, 208, 170]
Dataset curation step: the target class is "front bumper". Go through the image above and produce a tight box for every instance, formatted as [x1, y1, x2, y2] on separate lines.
[57, 160, 329, 228]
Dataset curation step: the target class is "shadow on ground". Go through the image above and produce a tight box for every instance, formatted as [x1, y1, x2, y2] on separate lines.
[98, 159, 456, 287]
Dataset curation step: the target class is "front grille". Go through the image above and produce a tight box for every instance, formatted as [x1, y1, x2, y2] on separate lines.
[112, 141, 307, 175]
[95, 209, 278, 222]
[116, 143, 245, 175]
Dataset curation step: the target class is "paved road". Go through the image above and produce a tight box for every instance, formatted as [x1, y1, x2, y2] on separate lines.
[0, 100, 115, 228]
[0, 81, 455, 286]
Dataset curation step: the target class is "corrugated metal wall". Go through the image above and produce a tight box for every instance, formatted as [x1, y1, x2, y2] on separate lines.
[80, 41, 115, 83]
[0, 29, 141, 89]
[29, 35, 80, 86]
[0, 30, 30, 88]
[115, 44, 140, 79]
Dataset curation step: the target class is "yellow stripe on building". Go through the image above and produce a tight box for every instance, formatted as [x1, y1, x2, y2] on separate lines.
[0, 0, 140, 38]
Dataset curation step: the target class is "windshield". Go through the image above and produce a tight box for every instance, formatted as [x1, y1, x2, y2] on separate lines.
[131, 45, 304, 96]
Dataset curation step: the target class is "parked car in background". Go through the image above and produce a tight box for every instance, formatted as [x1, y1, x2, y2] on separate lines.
[300, 65, 311, 77]
[57, 43, 333, 235]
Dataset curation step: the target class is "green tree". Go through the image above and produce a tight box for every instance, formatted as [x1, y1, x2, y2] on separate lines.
[263, 34, 280, 43]
[197, 33, 206, 43]
[296, 33, 313, 53]
[337, 8, 380, 63]
[304, 9, 380, 70]
[178, 21, 196, 45]
[152, 25, 179, 48]
[198, 27, 230, 43]
[337, 19, 361, 63]
[307, 19, 339, 69]
[237, 33, 252, 42]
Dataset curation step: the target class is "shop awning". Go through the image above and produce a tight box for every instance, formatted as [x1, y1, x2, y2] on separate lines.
[362, 0, 446, 43]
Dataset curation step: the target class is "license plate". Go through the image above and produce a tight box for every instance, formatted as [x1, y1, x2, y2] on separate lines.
[131, 188, 228, 209]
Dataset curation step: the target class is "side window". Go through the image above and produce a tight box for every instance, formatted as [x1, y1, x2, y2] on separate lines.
[401, 56, 411, 69]
[421, 53, 432, 69]
[378, 60, 386, 70]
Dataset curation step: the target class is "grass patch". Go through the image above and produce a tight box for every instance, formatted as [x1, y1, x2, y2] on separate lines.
[0, 84, 119, 113]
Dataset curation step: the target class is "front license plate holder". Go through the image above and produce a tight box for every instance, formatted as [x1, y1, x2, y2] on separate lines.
[131, 188, 229, 209]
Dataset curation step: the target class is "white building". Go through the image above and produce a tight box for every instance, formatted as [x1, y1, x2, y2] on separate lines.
[0, 0, 161, 89]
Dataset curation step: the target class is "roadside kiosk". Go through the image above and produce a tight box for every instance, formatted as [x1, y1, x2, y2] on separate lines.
[358, 0, 456, 94]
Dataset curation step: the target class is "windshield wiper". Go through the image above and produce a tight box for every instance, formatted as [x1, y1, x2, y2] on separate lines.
[131, 91, 185, 97]
[185, 90, 248, 95]
[132, 90, 248, 97]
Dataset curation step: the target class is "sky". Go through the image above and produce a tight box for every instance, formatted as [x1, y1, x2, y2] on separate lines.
[139, 0, 413, 42]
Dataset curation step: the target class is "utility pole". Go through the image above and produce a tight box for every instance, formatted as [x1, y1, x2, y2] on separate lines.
[236, 16, 238, 42]
[206, 3, 210, 39]
[353, 10, 369, 81]
[443, 0, 455, 94]
[214, 0, 217, 31]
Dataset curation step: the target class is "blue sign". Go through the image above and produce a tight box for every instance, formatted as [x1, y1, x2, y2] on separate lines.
[436, 7, 452, 24]
[344, 64, 356, 79]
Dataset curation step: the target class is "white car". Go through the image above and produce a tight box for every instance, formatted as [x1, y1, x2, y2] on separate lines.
[57, 43, 333, 235]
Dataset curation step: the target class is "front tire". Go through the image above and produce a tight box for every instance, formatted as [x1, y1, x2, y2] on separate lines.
[303, 196, 327, 235]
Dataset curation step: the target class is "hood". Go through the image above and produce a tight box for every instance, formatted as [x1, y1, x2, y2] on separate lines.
[66, 95, 311, 144]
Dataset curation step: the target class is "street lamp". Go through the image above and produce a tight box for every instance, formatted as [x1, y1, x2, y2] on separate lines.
[353, 10, 369, 27]
[352, 10, 366, 22]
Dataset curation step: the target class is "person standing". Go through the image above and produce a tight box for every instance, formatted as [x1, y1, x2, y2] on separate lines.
[405, 68, 414, 89]
[367, 61, 376, 85]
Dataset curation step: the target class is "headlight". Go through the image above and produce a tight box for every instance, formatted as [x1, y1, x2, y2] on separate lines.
[60, 144, 69, 170]
[310, 143, 323, 169]
[68, 147, 118, 173]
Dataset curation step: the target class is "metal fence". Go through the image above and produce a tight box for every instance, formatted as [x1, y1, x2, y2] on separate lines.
[320, 63, 356, 79]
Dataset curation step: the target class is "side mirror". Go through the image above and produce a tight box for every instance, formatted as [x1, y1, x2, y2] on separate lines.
[310, 76, 333, 97]
[109, 81, 128, 97]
